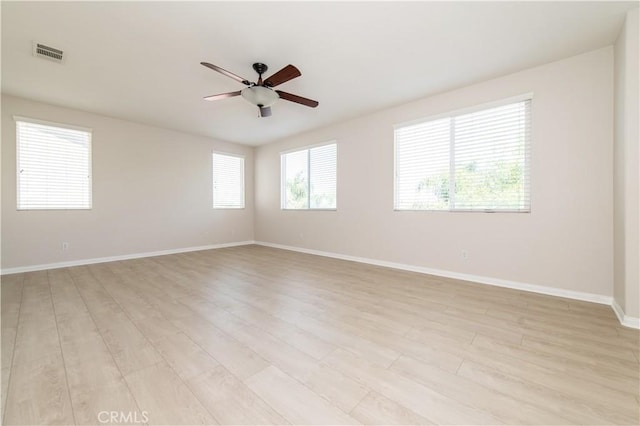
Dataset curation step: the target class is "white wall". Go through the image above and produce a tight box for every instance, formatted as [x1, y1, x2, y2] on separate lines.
[614, 8, 640, 319]
[1, 95, 254, 271]
[255, 47, 614, 298]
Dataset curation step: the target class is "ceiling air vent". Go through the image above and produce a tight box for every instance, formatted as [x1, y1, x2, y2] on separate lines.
[32, 42, 64, 63]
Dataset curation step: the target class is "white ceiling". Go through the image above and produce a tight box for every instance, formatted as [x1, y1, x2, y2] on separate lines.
[2, 1, 636, 146]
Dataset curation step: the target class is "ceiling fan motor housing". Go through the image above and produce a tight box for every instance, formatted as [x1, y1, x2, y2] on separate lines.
[252, 62, 268, 75]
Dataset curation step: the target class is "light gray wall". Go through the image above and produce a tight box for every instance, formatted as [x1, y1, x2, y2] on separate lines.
[1, 95, 254, 270]
[614, 8, 640, 319]
[255, 47, 614, 298]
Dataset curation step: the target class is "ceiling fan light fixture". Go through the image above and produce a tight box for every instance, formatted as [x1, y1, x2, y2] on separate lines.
[241, 86, 279, 107]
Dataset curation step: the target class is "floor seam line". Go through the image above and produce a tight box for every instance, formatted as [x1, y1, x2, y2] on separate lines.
[47, 270, 78, 425]
[1, 273, 25, 425]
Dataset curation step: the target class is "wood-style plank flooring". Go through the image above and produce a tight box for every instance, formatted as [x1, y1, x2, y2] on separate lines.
[1, 245, 639, 425]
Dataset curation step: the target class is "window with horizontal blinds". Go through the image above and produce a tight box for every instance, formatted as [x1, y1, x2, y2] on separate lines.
[395, 117, 450, 210]
[309, 144, 337, 209]
[395, 98, 531, 212]
[283, 149, 308, 209]
[281, 142, 337, 209]
[212, 152, 244, 209]
[16, 118, 92, 210]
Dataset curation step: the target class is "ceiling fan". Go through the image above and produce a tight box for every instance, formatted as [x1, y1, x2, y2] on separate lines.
[201, 62, 319, 117]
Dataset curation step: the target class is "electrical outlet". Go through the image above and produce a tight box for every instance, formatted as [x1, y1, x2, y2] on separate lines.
[461, 250, 468, 260]
[62, 242, 69, 251]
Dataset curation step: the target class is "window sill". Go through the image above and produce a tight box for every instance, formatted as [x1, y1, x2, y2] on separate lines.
[393, 208, 530, 213]
[17, 207, 93, 211]
[281, 208, 337, 211]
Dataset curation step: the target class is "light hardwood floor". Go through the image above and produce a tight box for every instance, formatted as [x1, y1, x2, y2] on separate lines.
[1, 245, 638, 425]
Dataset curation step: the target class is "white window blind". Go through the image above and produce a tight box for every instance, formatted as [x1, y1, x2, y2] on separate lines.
[16, 118, 92, 210]
[213, 152, 245, 209]
[282, 143, 337, 209]
[395, 98, 531, 212]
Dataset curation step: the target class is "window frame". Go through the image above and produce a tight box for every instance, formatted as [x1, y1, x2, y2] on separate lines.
[212, 151, 245, 210]
[393, 94, 532, 213]
[280, 141, 337, 211]
[15, 116, 93, 211]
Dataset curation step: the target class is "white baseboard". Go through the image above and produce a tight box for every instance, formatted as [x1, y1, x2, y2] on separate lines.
[0, 240, 256, 275]
[4, 239, 637, 330]
[257, 241, 639, 329]
[612, 299, 640, 329]
[255, 241, 640, 329]
[256, 241, 640, 329]
[255, 241, 613, 306]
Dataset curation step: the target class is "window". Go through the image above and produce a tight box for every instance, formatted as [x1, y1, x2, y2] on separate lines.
[212, 152, 244, 209]
[16, 117, 92, 210]
[281, 143, 337, 209]
[395, 97, 531, 212]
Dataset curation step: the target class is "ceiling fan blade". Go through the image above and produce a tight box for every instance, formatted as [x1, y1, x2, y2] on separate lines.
[264, 65, 301, 87]
[259, 106, 272, 117]
[276, 91, 319, 108]
[201, 62, 251, 86]
[203, 91, 242, 101]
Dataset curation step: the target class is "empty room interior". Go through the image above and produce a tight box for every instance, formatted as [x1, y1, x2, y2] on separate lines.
[1, 1, 639, 425]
